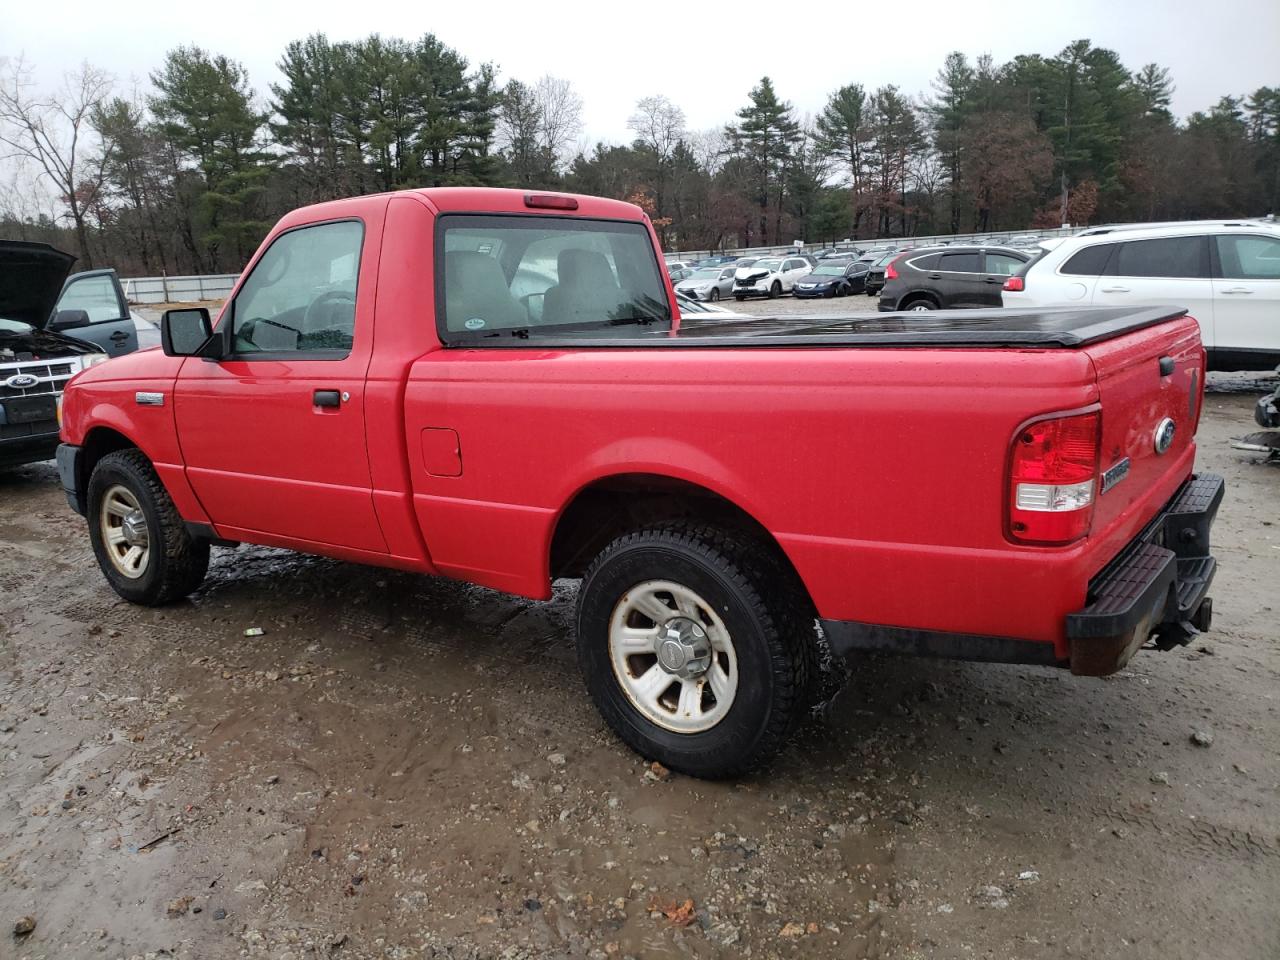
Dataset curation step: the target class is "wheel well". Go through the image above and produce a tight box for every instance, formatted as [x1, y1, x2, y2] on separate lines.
[80, 427, 139, 492]
[900, 291, 939, 308]
[550, 474, 811, 597]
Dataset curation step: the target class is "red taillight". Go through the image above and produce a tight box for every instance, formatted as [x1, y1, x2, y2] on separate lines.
[884, 256, 903, 281]
[1003, 276, 1025, 292]
[524, 193, 579, 210]
[1007, 409, 1101, 545]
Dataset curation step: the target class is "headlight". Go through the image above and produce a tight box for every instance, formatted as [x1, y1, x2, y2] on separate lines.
[81, 353, 110, 370]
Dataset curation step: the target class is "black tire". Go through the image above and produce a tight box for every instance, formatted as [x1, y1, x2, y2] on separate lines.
[709, 288, 720, 302]
[903, 296, 938, 312]
[734, 294, 746, 302]
[768, 281, 781, 299]
[576, 524, 814, 779]
[87, 449, 209, 606]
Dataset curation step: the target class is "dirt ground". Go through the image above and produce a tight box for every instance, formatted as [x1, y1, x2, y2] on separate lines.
[1, 350, 1277, 959]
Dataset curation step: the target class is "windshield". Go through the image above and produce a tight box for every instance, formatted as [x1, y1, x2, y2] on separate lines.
[752, 259, 781, 271]
[876, 252, 899, 266]
[690, 268, 722, 279]
[812, 264, 847, 276]
[0, 318, 35, 334]
[438, 214, 671, 340]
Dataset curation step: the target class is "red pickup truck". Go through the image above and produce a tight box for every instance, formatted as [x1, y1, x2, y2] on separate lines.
[56, 188, 1222, 778]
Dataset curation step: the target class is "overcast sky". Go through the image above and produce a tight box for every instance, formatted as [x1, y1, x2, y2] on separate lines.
[5, 0, 1279, 146]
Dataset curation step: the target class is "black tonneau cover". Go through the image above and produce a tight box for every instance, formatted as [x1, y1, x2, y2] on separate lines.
[450, 305, 1190, 349]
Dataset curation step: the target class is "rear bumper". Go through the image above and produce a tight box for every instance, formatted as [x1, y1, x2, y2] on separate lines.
[821, 473, 1223, 676]
[1065, 472, 1222, 675]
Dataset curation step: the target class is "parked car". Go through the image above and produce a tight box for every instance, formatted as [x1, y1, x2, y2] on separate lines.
[667, 263, 694, 283]
[57, 187, 1220, 779]
[879, 246, 1030, 311]
[1, 240, 112, 467]
[695, 255, 739, 268]
[732, 255, 812, 299]
[675, 265, 736, 302]
[863, 250, 903, 296]
[1002, 223, 1280, 370]
[793, 260, 870, 298]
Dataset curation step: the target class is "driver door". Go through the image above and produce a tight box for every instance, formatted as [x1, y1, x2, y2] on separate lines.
[173, 213, 388, 553]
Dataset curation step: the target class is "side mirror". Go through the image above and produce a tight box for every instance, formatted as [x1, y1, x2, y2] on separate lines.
[50, 308, 91, 331]
[161, 307, 213, 357]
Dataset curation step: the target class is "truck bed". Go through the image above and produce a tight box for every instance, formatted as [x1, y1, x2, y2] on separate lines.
[459, 305, 1190, 349]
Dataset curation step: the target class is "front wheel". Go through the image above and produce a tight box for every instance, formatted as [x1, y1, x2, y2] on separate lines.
[87, 449, 209, 605]
[734, 294, 746, 302]
[768, 281, 781, 299]
[709, 288, 720, 302]
[576, 525, 814, 778]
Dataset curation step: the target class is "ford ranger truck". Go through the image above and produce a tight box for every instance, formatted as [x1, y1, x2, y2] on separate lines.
[55, 188, 1223, 779]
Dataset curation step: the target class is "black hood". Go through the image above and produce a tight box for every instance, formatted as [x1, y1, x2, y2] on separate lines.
[0, 239, 76, 329]
[0, 323, 99, 361]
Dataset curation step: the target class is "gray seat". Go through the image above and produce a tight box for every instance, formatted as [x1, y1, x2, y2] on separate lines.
[543, 249, 624, 325]
[444, 251, 525, 331]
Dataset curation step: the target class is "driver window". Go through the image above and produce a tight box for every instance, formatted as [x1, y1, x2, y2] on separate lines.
[231, 220, 364, 356]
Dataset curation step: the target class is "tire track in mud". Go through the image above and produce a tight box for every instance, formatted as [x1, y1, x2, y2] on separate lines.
[1097, 806, 1280, 861]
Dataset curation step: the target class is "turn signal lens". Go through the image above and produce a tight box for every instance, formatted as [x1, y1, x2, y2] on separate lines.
[1008, 410, 1101, 544]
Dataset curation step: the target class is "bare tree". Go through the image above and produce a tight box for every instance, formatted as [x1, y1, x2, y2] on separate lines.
[0, 57, 114, 266]
[533, 75, 582, 172]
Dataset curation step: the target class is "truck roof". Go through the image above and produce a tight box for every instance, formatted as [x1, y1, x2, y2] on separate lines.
[277, 187, 648, 228]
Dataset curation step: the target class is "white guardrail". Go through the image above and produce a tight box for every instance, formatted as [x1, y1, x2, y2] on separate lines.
[121, 274, 239, 305]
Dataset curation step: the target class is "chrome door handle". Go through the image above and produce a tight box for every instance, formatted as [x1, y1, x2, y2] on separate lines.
[1099, 286, 1130, 293]
[1221, 287, 1254, 295]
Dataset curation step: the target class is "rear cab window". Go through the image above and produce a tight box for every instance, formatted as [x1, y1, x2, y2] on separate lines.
[437, 215, 671, 342]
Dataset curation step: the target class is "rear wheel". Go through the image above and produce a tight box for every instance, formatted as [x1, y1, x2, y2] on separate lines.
[576, 525, 814, 778]
[87, 449, 209, 605]
[768, 281, 781, 299]
[904, 297, 937, 312]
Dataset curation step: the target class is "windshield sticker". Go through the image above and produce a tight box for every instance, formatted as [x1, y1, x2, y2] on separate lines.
[464, 317, 486, 330]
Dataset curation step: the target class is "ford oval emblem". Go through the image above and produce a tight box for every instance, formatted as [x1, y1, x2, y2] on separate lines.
[1153, 417, 1176, 455]
[4, 373, 39, 389]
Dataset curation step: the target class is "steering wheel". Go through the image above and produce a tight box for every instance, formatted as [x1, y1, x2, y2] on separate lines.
[303, 290, 356, 332]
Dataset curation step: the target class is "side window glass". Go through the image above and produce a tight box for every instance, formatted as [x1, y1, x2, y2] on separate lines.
[1061, 244, 1115, 276]
[938, 252, 981, 273]
[1114, 237, 1205, 278]
[1216, 235, 1280, 280]
[985, 253, 1025, 276]
[57, 275, 126, 324]
[231, 221, 364, 356]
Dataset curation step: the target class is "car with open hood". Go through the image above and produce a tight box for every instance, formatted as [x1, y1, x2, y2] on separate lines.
[732, 255, 811, 299]
[0, 240, 113, 466]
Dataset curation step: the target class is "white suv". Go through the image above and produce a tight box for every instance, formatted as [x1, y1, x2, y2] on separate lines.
[733, 256, 812, 300]
[1002, 223, 1280, 370]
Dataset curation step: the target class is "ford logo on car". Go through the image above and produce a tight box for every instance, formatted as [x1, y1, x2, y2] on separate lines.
[4, 373, 39, 389]
[1153, 417, 1176, 455]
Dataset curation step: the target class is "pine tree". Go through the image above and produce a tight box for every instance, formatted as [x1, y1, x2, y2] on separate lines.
[725, 77, 799, 245]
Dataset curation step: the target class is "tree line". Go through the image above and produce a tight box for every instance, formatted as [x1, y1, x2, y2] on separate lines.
[0, 35, 1276, 276]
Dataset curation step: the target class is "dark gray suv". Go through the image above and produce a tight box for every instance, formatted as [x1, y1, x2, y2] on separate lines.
[878, 246, 1029, 311]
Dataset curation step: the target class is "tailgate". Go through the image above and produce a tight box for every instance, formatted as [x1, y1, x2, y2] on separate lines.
[1084, 314, 1205, 541]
